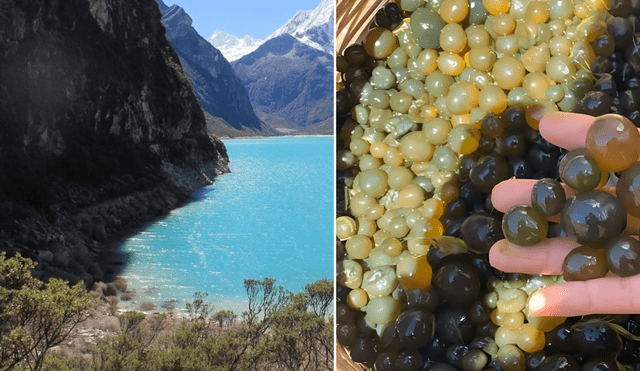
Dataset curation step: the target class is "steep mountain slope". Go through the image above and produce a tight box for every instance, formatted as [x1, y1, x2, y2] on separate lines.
[0, 0, 230, 284]
[158, 1, 274, 136]
[232, 34, 333, 131]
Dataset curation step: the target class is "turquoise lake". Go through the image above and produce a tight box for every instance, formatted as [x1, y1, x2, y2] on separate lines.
[118, 136, 334, 313]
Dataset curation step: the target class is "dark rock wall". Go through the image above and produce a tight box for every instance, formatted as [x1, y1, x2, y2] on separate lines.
[0, 0, 230, 285]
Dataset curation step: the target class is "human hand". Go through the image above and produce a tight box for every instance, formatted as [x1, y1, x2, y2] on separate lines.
[489, 112, 640, 317]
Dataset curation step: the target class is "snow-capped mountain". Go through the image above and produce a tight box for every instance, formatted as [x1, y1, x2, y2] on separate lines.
[207, 30, 264, 62]
[208, 0, 333, 61]
[268, 0, 334, 55]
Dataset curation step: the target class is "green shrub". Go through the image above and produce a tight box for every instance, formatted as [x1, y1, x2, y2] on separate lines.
[0, 252, 92, 371]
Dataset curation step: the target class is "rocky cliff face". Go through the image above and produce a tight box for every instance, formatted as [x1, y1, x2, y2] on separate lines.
[0, 0, 230, 285]
[232, 34, 333, 131]
[158, 1, 273, 137]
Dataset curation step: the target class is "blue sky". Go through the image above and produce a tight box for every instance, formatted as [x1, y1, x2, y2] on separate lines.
[165, 0, 323, 39]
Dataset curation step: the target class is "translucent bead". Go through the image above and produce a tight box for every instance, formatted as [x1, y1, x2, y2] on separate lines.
[439, 0, 470, 23]
[559, 148, 602, 192]
[496, 345, 525, 371]
[437, 51, 466, 76]
[521, 43, 550, 73]
[445, 81, 480, 115]
[384, 146, 405, 166]
[424, 117, 452, 145]
[562, 245, 608, 281]
[483, 0, 510, 14]
[388, 47, 409, 69]
[397, 254, 433, 291]
[617, 163, 640, 217]
[336, 216, 358, 240]
[359, 155, 382, 171]
[502, 205, 548, 246]
[346, 234, 373, 259]
[492, 13, 516, 36]
[398, 183, 426, 208]
[522, 72, 553, 101]
[424, 70, 455, 97]
[495, 35, 519, 57]
[586, 114, 640, 172]
[411, 8, 447, 49]
[479, 85, 508, 114]
[447, 124, 479, 154]
[549, 0, 575, 19]
[492, 56, 525, 89]
[549, 36, 572, 56]
[466, 25, 492, 48]
[370, 141, 389, 158]
[347, 288, 369, 309]
[440, 23, 468, 53]
[414, 49, 439, 76]
[468, 46, 496, 71]
[359, 168, 389, 198]
[365, 27, 399, 59]
[516, 323, 545, 353]
[546, 55, 576, 82]
[546, 85, 564, 102]
[524, 1, 549, 23]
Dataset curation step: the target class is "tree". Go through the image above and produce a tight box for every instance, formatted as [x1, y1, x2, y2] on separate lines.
[0, 252, 92, 371]
[213, 310, 237, 329]
[304, 279, 333, 319]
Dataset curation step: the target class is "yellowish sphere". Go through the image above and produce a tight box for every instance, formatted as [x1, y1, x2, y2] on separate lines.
[364, 27, 398, 59]
[492, 56, 526, 89]
[439, 0, 469, 23]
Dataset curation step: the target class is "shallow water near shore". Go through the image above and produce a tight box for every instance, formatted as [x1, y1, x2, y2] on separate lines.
[118, 136, 333, 314]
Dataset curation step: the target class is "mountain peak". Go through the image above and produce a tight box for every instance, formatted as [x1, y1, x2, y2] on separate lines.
[208, 0, 333, 61]
[156, 0, 169, 12]
[208, 30, 264, 62]
[162, 5, 192, 28]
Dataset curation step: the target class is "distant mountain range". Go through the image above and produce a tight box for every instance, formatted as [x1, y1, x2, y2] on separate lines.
[208, 0, 333, 61]
[232, 35, 333, 134]
[158, 0, 333, 136]
[157, 0, 273, 137]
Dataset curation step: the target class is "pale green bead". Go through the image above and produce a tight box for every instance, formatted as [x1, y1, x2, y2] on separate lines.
[371, 66, 396, 90]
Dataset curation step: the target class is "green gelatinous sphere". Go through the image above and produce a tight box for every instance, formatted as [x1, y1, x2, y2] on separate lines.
[616, 162, 640, 217]
[531, 178, 566, 216]
[502, 205, 549, 247]
[410, 8, 446, 50]
[562, 245, 608, 282]
[561, 191, 627, 245]
[606, 235, 640, 277]
[559, 148, 602, 192]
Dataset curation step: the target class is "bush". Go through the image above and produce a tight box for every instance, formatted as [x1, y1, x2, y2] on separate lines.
[139, 302, 156, 311]
[0, 252, 93, 371]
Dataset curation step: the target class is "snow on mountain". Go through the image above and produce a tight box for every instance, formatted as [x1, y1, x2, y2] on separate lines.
[207, 0, 333, 61]
[268, 0, 334, 54]
[207, 30, 264, 62]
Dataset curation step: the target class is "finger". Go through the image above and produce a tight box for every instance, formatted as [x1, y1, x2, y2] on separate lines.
[539, 112, 595, 151]
[528, 274, 640, 316]
[489, 238, 579, 275]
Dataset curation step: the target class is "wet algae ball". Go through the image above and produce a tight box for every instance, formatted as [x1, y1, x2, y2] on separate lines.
[561, 191, 627, 245]
[502, 205, 549, 246]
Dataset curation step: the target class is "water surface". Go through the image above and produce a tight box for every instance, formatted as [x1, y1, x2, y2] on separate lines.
[119, 136, 333, 313]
